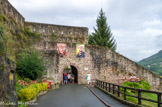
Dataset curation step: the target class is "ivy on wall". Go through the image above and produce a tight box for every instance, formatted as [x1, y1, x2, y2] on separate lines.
[0, 14, 42, 62]
[0, 21, 16, 61]
[50, 32, 58, 41]
[24, 27, 42, 46]
[0, 27, 5, 56]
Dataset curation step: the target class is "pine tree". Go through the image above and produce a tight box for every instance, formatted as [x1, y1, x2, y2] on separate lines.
[88, 9, 117, 51]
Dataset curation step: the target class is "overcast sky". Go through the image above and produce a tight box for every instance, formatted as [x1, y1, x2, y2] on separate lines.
[8, 0, 162, 61]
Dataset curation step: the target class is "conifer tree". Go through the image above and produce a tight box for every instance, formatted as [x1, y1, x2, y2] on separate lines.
[88, 9, 117, 51]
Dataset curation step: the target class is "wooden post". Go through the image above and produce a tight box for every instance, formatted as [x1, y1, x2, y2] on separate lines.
[109, 84, 111, 92]
[103, 82, 104, 89]
[98, 80, 99, 87]
[157, 93, 161, 107]
[96, 80, 98, 87]
[100, 81, 102, 88]
[106, 83, 108, 91]
[102, 81, 104, 89]
[138, 90, 141, 105]
[118, 86, 120, 97]
[113, 84, 115, 94]
[101, 81, 102, 88]
[124, 87, 126, 100]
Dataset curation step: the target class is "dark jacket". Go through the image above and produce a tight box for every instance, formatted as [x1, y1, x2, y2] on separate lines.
[64, 75, 68, 80]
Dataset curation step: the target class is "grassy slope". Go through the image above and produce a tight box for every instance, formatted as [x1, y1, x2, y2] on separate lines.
[138, 50, 162, 76]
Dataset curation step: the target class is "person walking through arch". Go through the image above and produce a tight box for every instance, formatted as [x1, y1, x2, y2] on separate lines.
[63, 73, 68, 84]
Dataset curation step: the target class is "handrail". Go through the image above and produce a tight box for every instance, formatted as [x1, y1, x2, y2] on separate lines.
[95, 79, 162, 107]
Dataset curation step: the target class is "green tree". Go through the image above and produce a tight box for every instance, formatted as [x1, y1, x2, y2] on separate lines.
[16, 50, 46, 80]
[88, 9, 117, 51]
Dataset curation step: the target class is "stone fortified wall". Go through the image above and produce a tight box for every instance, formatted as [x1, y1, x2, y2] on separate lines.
[0, 0, 25, 106]
[88, 46, 162, 91]
[25, 22, 88, 46]
[33, 39, 162, 91]
[0, 0, 24, 26]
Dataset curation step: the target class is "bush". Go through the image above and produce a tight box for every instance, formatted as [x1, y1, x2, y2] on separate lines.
[16, 82, 25, 94]
[24, 78, 30, 83]
[16, 50, 46, 80]
[139, 79, 151, 90]
[120, 79, 151, 104]
[121, 79, 151, 90]
[19, 87, 37, 101]
[19, 83, 47, 101]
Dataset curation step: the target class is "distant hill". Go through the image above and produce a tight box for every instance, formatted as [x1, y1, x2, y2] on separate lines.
[138, 50, 162, 76]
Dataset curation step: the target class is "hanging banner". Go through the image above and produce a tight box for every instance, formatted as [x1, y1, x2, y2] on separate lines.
[76, 44, 85, 58]
[57, 43, 66, 57]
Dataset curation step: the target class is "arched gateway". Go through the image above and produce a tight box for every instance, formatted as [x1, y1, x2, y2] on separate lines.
[62, 65, 78, 84]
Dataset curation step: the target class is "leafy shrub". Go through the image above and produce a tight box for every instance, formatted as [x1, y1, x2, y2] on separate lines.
[24, 28, 41, 45]
[19, 83, 47, 101]
[19, 87, 37, 101]
[16, 50, 46, 80]
[139, 79, 151, 90]
[29, 83, 47, 93]
[121, 79, 151, 90]
[16, 82, 25, 93]
[24, 28, 41, 39]
[120, 79, 151, 104]
[24, 78, 30, 83]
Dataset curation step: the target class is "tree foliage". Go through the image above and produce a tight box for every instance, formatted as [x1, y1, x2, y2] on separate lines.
[16, 50, 46, 80]
[88, 9, 117, 51]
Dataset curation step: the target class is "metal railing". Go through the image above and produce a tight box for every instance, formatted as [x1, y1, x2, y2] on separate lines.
[95, 80, 162, 107]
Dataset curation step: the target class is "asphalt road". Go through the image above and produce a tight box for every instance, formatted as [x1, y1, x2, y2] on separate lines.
[28, 85, 106, 107]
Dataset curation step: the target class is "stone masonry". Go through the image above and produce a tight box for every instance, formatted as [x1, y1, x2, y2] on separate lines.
[27, 21, 162, 91]
[0, 3, 161, 107]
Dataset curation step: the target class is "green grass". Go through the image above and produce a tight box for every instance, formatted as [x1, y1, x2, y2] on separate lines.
[119, 92, 159, 107]
[141, 93, 157, 107]
[118, 80, 161, 107]
[98, 84, 161, 107]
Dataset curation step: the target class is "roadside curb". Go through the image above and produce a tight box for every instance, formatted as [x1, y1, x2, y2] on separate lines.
[87, 86, 112, 107]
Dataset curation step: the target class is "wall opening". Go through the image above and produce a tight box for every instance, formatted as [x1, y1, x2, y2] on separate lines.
[71, 65, 78, 83]
[63, 65, 78, 84]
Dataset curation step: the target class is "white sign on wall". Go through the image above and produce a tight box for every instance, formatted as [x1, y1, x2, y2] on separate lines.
[84, 67, 88, 71]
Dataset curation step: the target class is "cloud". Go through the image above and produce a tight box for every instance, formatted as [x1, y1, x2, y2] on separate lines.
[8, 0, 162, 61]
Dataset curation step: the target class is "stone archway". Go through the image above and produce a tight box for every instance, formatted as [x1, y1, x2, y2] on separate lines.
[70, 65, 78, 83]
[60, 63, 81, 84]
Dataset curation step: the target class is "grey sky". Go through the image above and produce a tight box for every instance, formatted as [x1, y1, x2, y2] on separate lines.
[8, 0, 162, 61]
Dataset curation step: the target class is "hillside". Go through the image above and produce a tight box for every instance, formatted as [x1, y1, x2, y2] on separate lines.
[138, 50, 162, 76]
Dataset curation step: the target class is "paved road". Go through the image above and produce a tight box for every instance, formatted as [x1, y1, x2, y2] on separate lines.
[90, 87, 128, 107]
[29, 85, 106, 107]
